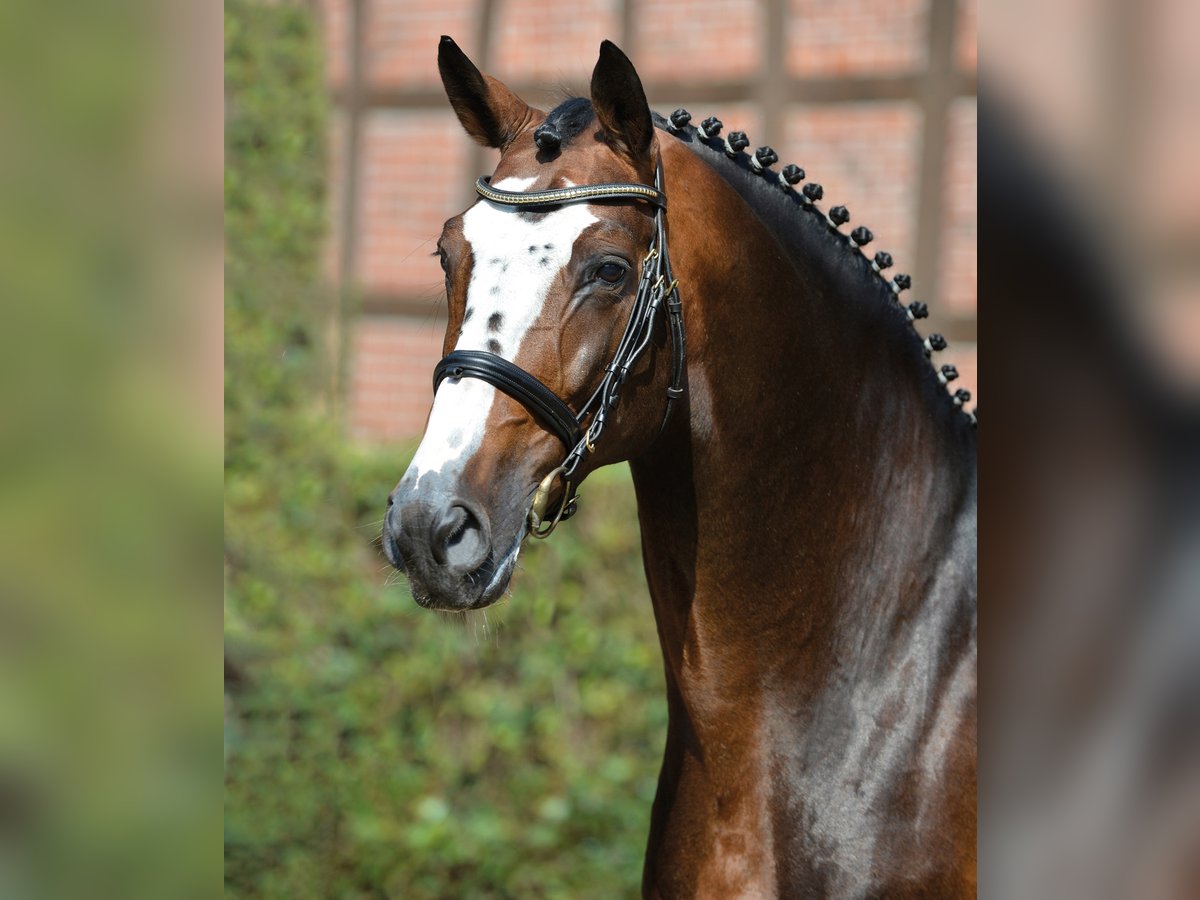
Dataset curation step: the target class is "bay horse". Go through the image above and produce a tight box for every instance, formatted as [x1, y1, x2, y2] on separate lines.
[383, 37, 977, 898]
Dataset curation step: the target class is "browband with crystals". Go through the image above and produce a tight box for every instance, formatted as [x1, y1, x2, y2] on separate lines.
[475, 176, 667, 210]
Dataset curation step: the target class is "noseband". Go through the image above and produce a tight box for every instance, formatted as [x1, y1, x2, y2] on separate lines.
[432, 161, 685, 538]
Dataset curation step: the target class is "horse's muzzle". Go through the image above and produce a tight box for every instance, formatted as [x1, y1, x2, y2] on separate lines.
[383, 482, 510, 610]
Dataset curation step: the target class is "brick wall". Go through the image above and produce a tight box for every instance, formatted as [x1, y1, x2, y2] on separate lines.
[781, 102, 922, 267]
[786, 0, 928, 75]
[636, 0, 763, 79]
[366, 0, 478, 88]
[493, 0, 621, 80]
[349, 314, 447, 442]
[321, 0, 977, 442]
[356, 111, 467, 295]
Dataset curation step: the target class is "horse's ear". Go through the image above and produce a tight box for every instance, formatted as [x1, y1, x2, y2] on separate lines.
[590, 40, 654, 164]
[438, 36, 535, 150]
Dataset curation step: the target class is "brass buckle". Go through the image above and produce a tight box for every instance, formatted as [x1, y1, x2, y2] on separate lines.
[528, 466, 573, 539]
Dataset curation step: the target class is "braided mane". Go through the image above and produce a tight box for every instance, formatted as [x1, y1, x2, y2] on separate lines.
[538, 98, 973, 426]
[656, 108, 974, 426]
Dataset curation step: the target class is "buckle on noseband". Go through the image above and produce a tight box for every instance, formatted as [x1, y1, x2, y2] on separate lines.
[528, 466, 573, 539]
[433, 159, 685, 539]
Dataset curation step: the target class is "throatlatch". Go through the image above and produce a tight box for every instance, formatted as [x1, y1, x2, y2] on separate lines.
[432, 159, 685, 539]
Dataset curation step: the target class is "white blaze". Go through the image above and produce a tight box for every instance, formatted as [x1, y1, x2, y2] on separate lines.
[406, 177, 598, 484]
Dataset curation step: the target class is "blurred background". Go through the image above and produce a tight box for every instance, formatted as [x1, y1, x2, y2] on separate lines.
[981, 0, 1200, 897]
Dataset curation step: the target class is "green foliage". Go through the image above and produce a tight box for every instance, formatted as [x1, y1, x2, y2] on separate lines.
[224, 3, 665, 896]
[228, 458, 665, 899]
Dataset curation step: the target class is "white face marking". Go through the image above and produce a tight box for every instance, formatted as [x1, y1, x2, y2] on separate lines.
[406, 177, 598, 485]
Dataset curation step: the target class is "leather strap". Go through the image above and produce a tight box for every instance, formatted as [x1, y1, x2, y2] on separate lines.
[476, 176, 667, 210]
[434, 350, 583, 449]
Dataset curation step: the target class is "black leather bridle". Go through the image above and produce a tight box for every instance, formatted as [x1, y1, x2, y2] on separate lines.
[432, 160, 685, 537]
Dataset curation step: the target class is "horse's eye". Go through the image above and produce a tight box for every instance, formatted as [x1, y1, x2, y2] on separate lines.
[596, 261, 626, 284]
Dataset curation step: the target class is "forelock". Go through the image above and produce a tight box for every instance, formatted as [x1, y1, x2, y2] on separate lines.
[542, 97, 595, 148]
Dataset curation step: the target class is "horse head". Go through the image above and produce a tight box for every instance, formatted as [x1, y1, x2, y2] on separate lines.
[383, 38, 682, 610]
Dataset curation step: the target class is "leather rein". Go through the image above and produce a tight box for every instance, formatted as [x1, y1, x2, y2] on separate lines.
[432, 160, 685, 538]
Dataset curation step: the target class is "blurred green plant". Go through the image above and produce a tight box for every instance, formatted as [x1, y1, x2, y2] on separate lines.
[224, 3, 665, 896]
[0, 1, 219, 897]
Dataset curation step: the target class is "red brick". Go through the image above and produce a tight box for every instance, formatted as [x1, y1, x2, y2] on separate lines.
[635, 0, 763, 81]
[782, 102, 922, 269]
[365, 0, 478, 89]
[938, 98, 976, 317]
[349, 315, 448, 442]
[355, 110, 471, 294]
[316, 0, 350, 88]
[492, 0, 620, 84]
[787, 0, 928, 76]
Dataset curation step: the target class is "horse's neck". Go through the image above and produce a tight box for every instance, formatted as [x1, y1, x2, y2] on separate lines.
[632, 141, 975, 710]
[630, 141, 976, 892]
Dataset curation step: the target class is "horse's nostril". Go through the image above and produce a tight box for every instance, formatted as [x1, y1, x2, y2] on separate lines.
[430, 503, 489, 573]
